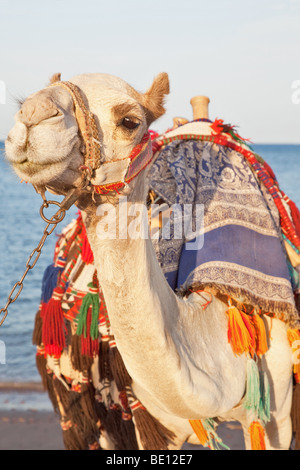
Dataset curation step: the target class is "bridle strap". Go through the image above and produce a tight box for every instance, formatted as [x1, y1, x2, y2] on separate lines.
[50, 81, 101, 173]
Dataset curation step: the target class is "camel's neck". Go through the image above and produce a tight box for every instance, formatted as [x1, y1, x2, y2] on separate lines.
[84, 185, 184, 403]
[83, 178, 246, 418]
[83, 179, 205, 414]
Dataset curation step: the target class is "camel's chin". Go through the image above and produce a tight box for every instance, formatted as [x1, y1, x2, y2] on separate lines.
[12, 159, 80, 188]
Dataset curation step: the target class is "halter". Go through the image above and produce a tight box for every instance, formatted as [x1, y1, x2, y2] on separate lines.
[92, 132, 152, 194]
[50, 80, 153, 196]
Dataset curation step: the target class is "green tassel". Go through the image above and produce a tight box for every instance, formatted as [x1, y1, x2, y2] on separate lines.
[258, 372, 271, 424]
[76, 283, 100, 340]
[243, 358, 260, 419]
[202, 419, 230, 450]
[227, 129, 254, 151]
[90, 301, 100, 340]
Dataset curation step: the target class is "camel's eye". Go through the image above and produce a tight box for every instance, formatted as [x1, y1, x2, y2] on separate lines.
[121, 117, 140, 130]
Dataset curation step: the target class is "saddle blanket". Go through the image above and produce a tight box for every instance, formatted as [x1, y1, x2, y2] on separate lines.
[148, 134, 298, 324]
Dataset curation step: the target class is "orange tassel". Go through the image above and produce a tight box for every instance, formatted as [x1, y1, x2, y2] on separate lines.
[227, 305, 254, 356]
[287, 328, 300, 383]
[252, 314, 269, 356]
[249, 421, 266, 450]
[240, 311, 256, 357]
[189, 420, 209, 446]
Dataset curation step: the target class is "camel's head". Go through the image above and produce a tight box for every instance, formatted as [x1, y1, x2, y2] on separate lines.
[5, 72, 169, 197]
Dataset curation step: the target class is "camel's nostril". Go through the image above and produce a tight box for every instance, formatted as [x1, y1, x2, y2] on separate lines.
[19, 96, 60, 127]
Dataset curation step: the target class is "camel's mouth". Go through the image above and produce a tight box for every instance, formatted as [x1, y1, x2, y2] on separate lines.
[11, 156, 70, 183]
[10, 154, 82, 190]
[13, 159, 54, 178]
[6, 128, 84, 188]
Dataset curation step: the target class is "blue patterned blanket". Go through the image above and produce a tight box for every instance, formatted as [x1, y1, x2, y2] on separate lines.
[148, 139, 298, 324]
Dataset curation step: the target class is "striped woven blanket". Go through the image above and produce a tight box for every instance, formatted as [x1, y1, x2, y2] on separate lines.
[148, 128, 299, 326]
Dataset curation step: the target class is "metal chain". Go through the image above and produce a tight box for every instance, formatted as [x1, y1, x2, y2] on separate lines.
[0, 200, 67, 327]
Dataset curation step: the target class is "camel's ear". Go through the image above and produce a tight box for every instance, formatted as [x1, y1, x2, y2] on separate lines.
[48, 73, 61, 85]
[143, 73, 170, 125]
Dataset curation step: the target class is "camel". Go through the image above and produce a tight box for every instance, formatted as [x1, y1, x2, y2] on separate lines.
[4, 72, 300, 450]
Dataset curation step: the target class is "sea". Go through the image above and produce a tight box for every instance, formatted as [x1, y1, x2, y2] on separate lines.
[0, 141, 299, 409]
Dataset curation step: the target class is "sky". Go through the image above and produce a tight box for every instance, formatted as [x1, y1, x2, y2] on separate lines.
[0, 0, 300, 143]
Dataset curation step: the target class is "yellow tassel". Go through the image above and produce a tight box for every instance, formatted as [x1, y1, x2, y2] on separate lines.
[189, 419, 209, 446]
[226, 305, 254, 356]
[252, 314, 269, 356]
[249, 421, 266, 450]
[287, 328, 300, 345]
[287, 328, 300, 383]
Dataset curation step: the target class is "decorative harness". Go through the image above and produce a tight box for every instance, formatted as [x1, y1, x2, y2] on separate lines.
[50, 80, 154, 196]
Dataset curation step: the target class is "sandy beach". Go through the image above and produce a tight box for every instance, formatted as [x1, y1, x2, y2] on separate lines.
[0, 410, 64, 450]
[0, 382, 64, 450]
[0, 382, 245, 451]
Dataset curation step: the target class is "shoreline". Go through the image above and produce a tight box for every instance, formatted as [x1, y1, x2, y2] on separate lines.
[0, 380, 54, 415]
[0, 381, 44, 392]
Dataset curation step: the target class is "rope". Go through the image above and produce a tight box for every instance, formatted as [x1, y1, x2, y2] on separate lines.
[50, 80, 101, 172]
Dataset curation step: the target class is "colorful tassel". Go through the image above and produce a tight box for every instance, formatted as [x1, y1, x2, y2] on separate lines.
[76, 283, 100, 340]
[210, 118, 252, 147]
[202, 419, 230, 450]
[130, 399, 175, 450]
[243, 358, 261, 418]
[79, 312, 99, 359]
[105, 403, 127, 449]
[94, 392, 108, 424]
[240, 311, 256, 357]
[81, 224, 94, 264]
[243, 356, 271, 427]
[189, 419, 209, 446]
[41, 261, 65, 303]
[32, 304, 43, 346]
[78, 381, 99, 424]
[98, 335, 111, 382]
[287, 328, 300, 383]
[252, 313, 269, 356]
[35, 347, 48, 390]
[118, 391, 139, 450]
[282, 192, 300, 239]
[249, 421, 266, 450]
[98, 299, 112, 382]
[189, 419, 229, 450]
[226, 305, 254, 356]
[120, 411, 139, 450]
[41, 287, 66, 358]
[60, 417, 87, 450]
[109, 338, 132, 391]
[70, 333, 94, 372]
[258, 372, 271, 424]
